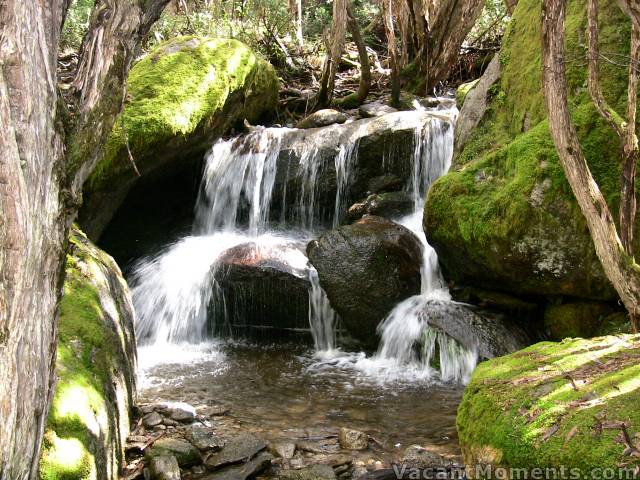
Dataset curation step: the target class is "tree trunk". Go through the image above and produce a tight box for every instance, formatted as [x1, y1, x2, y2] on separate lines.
[541, 0, 640, 333]
[382, 0, 401, 106]
[413, 0, 485, 92]
[504, 0, 518, 15]
[0, 1, 169, 477]
[289, 0, 304, 45]
[340, 4, 372, 106]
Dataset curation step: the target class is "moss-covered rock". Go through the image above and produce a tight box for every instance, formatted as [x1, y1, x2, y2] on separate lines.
[425, 0, 635, 303]
[457, 335, 640, 472]
[455, 79, 479, 107]
[79, 37, 279, 240]
[39, 228, 137, 480]
[544, 302, 616, 341]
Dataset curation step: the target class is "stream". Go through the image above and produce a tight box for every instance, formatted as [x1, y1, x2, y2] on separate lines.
[128, 104, 474, 467]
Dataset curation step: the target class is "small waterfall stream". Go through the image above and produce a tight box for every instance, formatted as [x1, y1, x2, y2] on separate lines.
[131, 107, 476, 385]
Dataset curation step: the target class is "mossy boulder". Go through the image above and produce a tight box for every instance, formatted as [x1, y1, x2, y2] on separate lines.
[39, 228, 137, 480]
[79, 37, 279, 240]
[307, 216, 422, 347]
[543, 302, 616, 341]
[425, 0, 636, 303]
[457, 335, 640, 472]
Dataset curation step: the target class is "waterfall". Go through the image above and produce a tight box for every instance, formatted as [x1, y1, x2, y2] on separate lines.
[369, 107, 479, 383]
[333, 141, 360, 228]
[308, 267, 336, 352]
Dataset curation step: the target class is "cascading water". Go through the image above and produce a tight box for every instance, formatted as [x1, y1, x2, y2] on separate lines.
[131, 106, 475, 383]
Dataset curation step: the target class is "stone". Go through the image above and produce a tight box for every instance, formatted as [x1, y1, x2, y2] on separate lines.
[367, 174, 404, 194]
[543, 302, 614, 340]
[143, 411, 164, 428]
[275, 464, 337, 479]
[269, 441, 296, 459]
[201, 451, 273, 479]
[359, 102, 398, 118]
[297, 109, 349, 129]
[39, 227, 138, 480]
[146, 437, 201, 468]
[401, 445, 444, 468]
[307, 216, 422, 346]
[185, 425, 225, 451]
[296, 438, 341, 454]
[158, 402, 196, 423]
[204, 432, 267, 469]
[338, 428, 368, 450]
[79, 37, 279, 240]
[148, 455, 181, 480]
[347, 191, 414, 222]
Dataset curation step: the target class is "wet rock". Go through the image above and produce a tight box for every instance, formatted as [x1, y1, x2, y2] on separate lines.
[204, 432, 267, 469]
[148, 455, 181, 480]
[401, 445, 444, 468]
[275, 464, 337, 480]
[212, 242, 310, 334]
[347, 192, 414, 222]
[185, 425, 225, 451]
[269, 441, 296, 459]
[297, 109, 349, 129]
[367, 174, 404, 194]
[338, 428, 368, 450]
[143, 411, 164, 428]
[201, 451, 274, 479]
[359, 102, 398, 118]
[307, 216, 423, 347]
[162, 402, 196, 423]
[199, 404, 231, 417]
[146, 437, 201, 468]
[296, 438, 341, 454]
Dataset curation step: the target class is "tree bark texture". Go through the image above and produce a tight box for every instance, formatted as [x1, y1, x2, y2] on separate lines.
[541, 0, 640, 333]
[346, 3, 372, 105]
[0, 1, 169, 478]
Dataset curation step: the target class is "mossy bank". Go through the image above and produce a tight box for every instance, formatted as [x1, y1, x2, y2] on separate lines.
[424, 0, 636, 334]
[39, 228, 137, 480]
[458, 335, 640, 472]
[79, 37, 279, 240]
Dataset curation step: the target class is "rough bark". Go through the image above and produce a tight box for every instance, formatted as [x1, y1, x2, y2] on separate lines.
[504, 0, 518, 15]
[587, 0, 639, 256]
[382, 0, 401, 106]
[413, 0, 485, 92]
[541, 0, 640, 333]
[0, 1, 168, 478]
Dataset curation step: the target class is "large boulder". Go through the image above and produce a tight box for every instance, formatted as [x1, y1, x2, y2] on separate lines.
[39, 228, 137, 480]
[211, 242, 311, 335]
[457, 335, 640, 472]
[307, 216, 422, 346]
[425, 0, 633, 303]
[79, 37, 279, 240]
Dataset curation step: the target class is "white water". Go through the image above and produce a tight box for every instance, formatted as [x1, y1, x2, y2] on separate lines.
[132, 107, 476, 385]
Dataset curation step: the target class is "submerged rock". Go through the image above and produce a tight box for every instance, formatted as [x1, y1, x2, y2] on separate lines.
[80, 37, 279, 240]
[401, 445, 444, 468]
[39, 228, 137, 480]
[307, 216, 422, 346]
[458, 335, 640, 470]
[338, 428, 368, 450]
[202, 451, 274, 479]
[275, 464, 337, 479]
[297, 109, 349, 129]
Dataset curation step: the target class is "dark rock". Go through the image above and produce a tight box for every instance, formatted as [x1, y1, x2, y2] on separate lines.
[338, 428, 368, 450]
[275, 464, 337, 479]
[367, 174, 404, 194]
[347, 192, 414, 222]
[185, 425, 225, 451]
[297, 109, 349, 129]
[204, 432, 267, 469]
[148, 455, 181, 480]
[307, 216, 422, 346]
[211, 242, 310, 335]
[359, 102, 398, 118]
[146, 437, 201, 468]
[296, 438, 341, 454]
[201, 451, 274, 479]
[269, 441, 296, 459]
[543, 302, 615, 340]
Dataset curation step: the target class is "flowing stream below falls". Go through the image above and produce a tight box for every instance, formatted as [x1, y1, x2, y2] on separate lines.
[129, 105, 474, 461]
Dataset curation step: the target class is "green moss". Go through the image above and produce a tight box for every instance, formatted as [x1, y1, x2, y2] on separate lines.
[456, 79, 479, 107]
[87, 37, 278, 192]
[458, 335, 640, 470]
[39, 229, 128, 480]
[544, 302, 614, 340]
